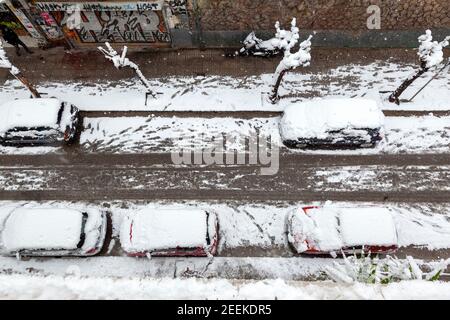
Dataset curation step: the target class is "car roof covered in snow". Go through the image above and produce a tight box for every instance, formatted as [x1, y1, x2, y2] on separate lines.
[121, 208, 209, 252]
[280, 98, 385, 140]
[338, 207, 398, 247]
[1, 208, 84, 251]
[0, 98, 63, 134]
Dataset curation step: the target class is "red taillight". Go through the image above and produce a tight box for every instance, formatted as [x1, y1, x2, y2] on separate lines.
[302, 206, 319, 214]
[86, 248, 97, 254]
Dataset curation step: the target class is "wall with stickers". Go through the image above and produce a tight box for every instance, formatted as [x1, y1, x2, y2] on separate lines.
[33, 1, 174, 46]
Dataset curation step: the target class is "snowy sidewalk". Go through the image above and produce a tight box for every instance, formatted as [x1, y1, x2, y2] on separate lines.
[1, 61, 449, 112]
[0, 47, 425, 80]
[1, 274, 450, 299]
[1, 47, 449, 112]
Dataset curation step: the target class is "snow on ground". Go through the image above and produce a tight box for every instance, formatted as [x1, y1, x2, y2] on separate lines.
[0, 256, 329, 281]
[1, 62, 449, 111]
[81, 116, 280, 153]
[1, 113, 449, 155]
[0, 146, 59, 155]
[79, 115, 450, 154]
[0, 274, 449, 299]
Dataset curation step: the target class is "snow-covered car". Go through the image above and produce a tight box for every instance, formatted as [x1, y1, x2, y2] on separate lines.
[120, 208, 219, 257]
[0, 98, 80, 146]
[287, 206, 398, 255]
[280, 98, 385, 149]
[0, 207, 107, 257]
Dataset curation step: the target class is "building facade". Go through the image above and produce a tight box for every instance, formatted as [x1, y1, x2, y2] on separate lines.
[1, 0, 449, 48]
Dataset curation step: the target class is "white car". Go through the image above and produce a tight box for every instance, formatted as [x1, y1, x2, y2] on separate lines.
[0, 98, 79, 146]
[120, 208, 219, 257]
[0, 207, 107, 257]
[280, 98, 385, 149]
[287, 206, 398, 255]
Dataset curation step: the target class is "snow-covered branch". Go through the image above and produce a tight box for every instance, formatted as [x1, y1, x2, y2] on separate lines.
[98, 42, 156, 100]
[269, 18, 312, 103]
[0, 40, 40, 98]
[389, 30, 449, 104]
[418, 30, 450, 69]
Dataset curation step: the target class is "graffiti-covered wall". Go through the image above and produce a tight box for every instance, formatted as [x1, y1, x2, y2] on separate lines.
[33, 1, 172, 45]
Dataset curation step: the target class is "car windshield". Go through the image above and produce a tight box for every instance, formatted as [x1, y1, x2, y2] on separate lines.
[76, 212, 89, 249]
[205, 212, 211, 246]
[56, 103, 65, 125]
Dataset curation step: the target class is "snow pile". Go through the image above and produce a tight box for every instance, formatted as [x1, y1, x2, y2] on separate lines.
[0, 274, 450, 299]
[418, 30, 450, 69]
[0, 40, 19, 75]
[1, 208, 83, 252]
[0, 98, 62, 134]
[280, 98, 385, 141]
[120, 209, 210, 253]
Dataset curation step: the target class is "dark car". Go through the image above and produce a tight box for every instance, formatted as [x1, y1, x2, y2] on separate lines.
[280, 98, 385, 149]
[0, 98, 79, 146]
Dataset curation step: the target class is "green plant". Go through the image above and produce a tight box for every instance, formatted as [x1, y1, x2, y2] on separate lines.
[324, 252, 449, 284]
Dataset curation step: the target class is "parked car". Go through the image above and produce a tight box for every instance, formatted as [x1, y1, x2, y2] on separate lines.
[287, 205, 398, 255]
[0, 98, 80, 146]
[0, 207, 107, 257]
[280, 98, 384, 149]
[120, 208, 219, 257]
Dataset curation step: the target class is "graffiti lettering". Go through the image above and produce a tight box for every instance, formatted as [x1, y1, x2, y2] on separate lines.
[35, 2, 162, 12]
[65, 10, 170, 43]
[167, 0, 187, 15]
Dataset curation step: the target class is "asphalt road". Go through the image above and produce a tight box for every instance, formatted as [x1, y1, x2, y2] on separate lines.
[1, 153, 450, 202]
[1, 151, 450, 267]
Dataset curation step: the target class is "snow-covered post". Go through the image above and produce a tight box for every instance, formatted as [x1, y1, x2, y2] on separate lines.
[268, 18, 312, 104]
[389, 30, 450, 105]
[0, 40, 41, 98]
[98, 42, 157, 104]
